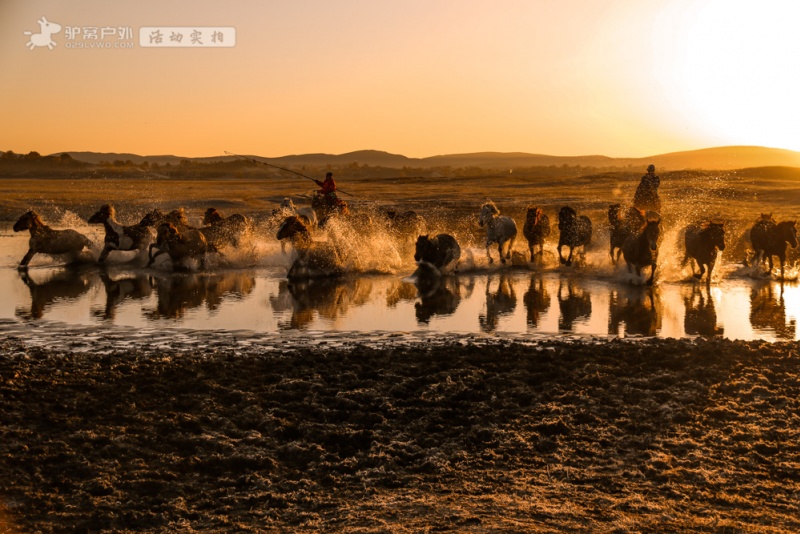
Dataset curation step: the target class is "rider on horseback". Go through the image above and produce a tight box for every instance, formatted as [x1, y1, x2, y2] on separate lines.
[633, 164, 661, 215]
[313, 172, 346, 216]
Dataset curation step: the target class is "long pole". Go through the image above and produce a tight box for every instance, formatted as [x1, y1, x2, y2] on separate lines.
[224, 151, 353, 197]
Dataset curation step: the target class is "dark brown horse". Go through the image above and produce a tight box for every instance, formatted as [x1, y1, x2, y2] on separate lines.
[557, 206, 592, 266]
[683, 221, 726, 284]
[276, 216, 343, 279]
[750, 218, 798, 279]
[147, 222, 213, 270]
[414, 234, 461, 272]
[608, 204, 645, 265]
[13, 210, 92, 269]
[201, 207, 252, 249]
[622, 218, 661, 285]
[523, 207, 550, 262]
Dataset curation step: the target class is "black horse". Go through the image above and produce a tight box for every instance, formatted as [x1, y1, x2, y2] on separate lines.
[414, 234, 461, 272]
[750, 218, 798, 280]
[622, 218, 661, 285]
[683, 221, 726, 284]
[557, 206, 592, 266]
[608, 204, 645, 265]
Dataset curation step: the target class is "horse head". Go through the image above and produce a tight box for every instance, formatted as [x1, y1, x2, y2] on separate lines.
[165, 208, 190, 227]
[139, 209, 164, 227]
[414, 234, 433, 262]
[479, 202, 499, 227]
[157, 222, 180, 242]
[644, 219, 661, 252]
[88, 204, 114, 224]
[13, 211, 41, 232]
[558, 206, 577, 231]
[526, 207, 543, 226]
[708, 222, 726, 251]
[276, 216, 310, 242]
[203, 207, 223, 225]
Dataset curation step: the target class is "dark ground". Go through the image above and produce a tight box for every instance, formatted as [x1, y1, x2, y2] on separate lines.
[1, 335, 799, 533]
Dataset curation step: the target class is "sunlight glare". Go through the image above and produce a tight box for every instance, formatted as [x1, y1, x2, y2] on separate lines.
[655, 0, 800, 151]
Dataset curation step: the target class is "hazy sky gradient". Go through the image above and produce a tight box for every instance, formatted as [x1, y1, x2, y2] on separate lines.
[2, 0, 799, 158]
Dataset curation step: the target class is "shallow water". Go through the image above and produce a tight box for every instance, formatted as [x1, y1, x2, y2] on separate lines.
[2, 228, 798, 341]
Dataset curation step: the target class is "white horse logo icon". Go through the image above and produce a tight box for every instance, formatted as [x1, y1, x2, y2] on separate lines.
[24, 17, 62, 50]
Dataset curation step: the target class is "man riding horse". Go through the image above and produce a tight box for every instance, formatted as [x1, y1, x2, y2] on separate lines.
[312, 172, 347, 219]
[633, 164, 661, 215]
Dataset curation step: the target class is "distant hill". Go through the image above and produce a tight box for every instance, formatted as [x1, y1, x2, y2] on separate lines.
[49, 145, 800, 171]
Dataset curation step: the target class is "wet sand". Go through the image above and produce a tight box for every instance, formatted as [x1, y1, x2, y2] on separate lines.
[1, 329, 799, 532]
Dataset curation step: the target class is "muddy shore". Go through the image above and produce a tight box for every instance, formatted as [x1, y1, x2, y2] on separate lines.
[1, 332, 799, 533]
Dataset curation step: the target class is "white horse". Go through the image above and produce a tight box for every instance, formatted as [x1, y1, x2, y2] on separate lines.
[280, 198, 318, 228]
[478, 201, 518, 264]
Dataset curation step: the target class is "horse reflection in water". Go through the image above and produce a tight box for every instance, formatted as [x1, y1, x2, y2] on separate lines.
[683, 285, 723, 337]
[750, 282, 796, 339]
[558, 280, 591, 331]
[412, 262, 467, 324]
[93, 271, 154, 321]
[523, 275, 550, 328]
[145, 271, 256, 320]
[479, 273, 517, 332]
[385, 279, 419, 308]
[270, 277, 373, 330]
[608, 286, 662, 337]
[15, 267, 95, 320]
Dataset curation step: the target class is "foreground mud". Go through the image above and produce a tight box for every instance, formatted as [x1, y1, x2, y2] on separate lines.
[1, 335, 799, 533]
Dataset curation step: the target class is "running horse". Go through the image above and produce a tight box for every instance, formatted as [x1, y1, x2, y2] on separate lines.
[478, 201, 518, 264]
[147, 222, 214, 270]
[683, 221, 726, 284]
[13, 210, 92, 269]
[749, 216, 798, 280]
[88, 204, 162, 263]
[523, 207, 550, 263]
[201, 207, 253, 249]
[276, 215, 344, 279]
[608, 204, 646, 265]
[557, 206, 592, 266]
[621, 216, 661, 285]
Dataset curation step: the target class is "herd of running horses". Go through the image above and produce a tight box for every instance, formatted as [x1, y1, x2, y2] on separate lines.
[10, 191, 800, 285]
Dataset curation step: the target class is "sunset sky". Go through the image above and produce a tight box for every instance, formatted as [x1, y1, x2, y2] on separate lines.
[1, 0, 799, 159]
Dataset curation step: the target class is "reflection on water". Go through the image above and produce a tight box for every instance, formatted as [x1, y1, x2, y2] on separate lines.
[683, 285, 723, 337]
[94, 271, 153, 320]
[750, 282, 796, 339]
[523, 275, 550, 328]
[3, 263, 800, 341]
[480, 274, 517, 332]
[269, 277, 374, 330]
[16, 267, 94, 320]
[145, 271, 256, 320]
[558, 280, 592, 332]
[608, 286, 661, 337]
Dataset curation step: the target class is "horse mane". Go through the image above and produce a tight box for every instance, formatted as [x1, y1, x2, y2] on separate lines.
[166, 208, 189, 226]
[100, 204, 116, 218]
[481, 201, 499, 215]
[204, 207, 224, 224]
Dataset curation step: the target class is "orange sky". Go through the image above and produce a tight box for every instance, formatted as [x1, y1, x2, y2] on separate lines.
[1, 0, 799, 158]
